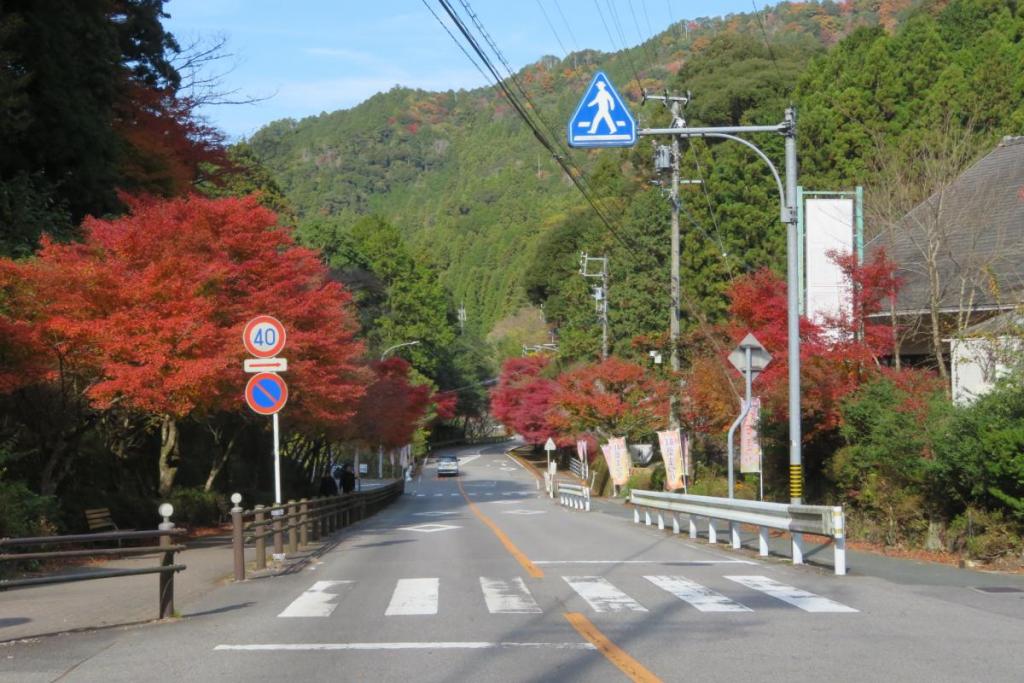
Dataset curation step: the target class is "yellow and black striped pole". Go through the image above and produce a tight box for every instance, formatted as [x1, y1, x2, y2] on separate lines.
[789, 464, 803, 501]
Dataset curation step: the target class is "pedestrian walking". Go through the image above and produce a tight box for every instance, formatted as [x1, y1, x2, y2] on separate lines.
[340, 463, 356, 494]
[318, 470, 339, 496]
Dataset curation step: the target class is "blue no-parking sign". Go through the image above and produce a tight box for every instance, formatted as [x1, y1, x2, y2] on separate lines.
[567, 72, 636, 148]
[245, 372, 288, 415]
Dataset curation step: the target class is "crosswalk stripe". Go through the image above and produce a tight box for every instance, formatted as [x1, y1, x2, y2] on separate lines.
[278, 581, 353, 618]
[563, 576, 647, 612]
[725, 575, 858, 613]
[644, 575, 752, 612]
[281, 576, 854, 619]
[386, 578, 439, 616]
[480, 577, 542, 613]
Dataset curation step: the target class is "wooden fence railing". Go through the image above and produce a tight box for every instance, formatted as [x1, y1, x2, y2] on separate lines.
[230, 480, 405, 581]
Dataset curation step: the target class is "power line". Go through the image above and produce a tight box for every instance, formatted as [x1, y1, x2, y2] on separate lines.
[534, 0, 569, 58]
[605, 0, 631, 52]
[453, 1, 620, 224]
[433, 0, 631, 255]
[751, 1, 783, 83]
[640, 0, 654, 40]
[427, 0, 734, 369]
[626, 0, 656, 65]
[593, 0, 618, 50]
[552, 0, 581, 55]
[593, 0, 645, 95]
[686, 140, 734, 276]
[419, 0, 491, 85]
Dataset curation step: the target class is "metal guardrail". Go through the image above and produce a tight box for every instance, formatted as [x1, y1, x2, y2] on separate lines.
[555, 481, 590, 512]
[230, 480, 405, 581]
[569, 457, 584, 478]
[0, 508, 187, 619]
[629, 489, 847, 575]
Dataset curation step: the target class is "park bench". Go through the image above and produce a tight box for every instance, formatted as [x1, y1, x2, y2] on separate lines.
[84, 507, 121, 533]
[85, 508, 134, 546]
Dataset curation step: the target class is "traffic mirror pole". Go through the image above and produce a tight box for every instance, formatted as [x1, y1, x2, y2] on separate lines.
[726, 347, 754, 500]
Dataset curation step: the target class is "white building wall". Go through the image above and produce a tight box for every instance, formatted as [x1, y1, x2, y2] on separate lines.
[950, 336, 1022, 405]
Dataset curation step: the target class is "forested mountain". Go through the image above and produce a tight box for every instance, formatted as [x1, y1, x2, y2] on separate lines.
[248, 1, 911, 342]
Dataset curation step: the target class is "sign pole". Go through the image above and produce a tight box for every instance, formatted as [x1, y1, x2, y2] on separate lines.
[726, 347, 755, 500]
[243, 315, 289, 507]
[273, 412, 282, 505]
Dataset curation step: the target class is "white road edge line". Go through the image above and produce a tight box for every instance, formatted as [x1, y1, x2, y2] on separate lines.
[215, 642, 597, 651]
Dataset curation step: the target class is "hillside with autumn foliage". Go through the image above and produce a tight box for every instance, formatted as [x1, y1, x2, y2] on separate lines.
[248, 0, 924, 337]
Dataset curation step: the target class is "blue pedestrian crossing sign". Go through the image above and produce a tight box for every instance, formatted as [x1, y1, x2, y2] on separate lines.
[567, 72, 636, 148]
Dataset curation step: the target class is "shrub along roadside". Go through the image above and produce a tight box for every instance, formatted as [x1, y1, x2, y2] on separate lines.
[0, 478, 57, 539]
[830, 371, 1024, 564]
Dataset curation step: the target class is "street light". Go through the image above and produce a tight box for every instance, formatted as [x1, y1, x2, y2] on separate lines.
[380, 340, 420, 361]
[640, 107, 803, 504]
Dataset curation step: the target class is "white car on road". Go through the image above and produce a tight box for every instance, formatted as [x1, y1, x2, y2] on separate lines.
[436, 455, 459, 477]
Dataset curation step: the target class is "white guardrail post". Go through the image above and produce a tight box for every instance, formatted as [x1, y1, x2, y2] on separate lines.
[554, 482, 590, 512]
[628, 490, 848, 576]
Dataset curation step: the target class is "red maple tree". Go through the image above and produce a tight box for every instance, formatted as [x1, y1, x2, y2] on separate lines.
[350, 358, 433, 450]
[115, 82, 231, 197]
[490, 356, 560, 445]
[2, 194, 368, 494]
[684, 249, 914, 437]
[551, 357, 670, 442]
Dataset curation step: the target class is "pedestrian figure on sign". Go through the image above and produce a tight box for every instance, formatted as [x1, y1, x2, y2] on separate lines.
[587, 81, 617, 134]
[340, 463, 356, 494]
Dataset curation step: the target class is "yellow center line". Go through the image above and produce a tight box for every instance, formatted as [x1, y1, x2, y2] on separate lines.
[563, 612, 663, 683]
[457, 478, 543, 578]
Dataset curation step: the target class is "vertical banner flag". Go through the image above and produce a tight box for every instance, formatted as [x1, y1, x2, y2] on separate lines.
[576, 439, 588, 463]
[657, 429, 685, 491]
[601, 437, 631, 486]
[740, 398, 762, 473]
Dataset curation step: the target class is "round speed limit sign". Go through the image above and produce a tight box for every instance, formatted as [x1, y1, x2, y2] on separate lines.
[242, 315, 287, 358]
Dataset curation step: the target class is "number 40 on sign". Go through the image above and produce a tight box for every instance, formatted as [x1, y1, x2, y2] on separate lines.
[243, 315, 286, 358]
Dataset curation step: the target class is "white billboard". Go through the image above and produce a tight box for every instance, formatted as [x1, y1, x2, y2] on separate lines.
[805, 198, 854, 326]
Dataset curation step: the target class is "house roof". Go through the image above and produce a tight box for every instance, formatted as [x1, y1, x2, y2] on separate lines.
[960, 309, 1024, 337]
[875, 136, 1024, 315]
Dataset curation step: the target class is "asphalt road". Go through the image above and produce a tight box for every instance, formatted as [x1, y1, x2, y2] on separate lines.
[4, 441, 1023, 682]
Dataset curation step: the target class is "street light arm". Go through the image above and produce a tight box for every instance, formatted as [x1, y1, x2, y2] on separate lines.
[380, 340, 420, 361]
[691, 133, 788, 224]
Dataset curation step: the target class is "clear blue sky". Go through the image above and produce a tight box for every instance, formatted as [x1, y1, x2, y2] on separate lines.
[164, 1, 759, 139]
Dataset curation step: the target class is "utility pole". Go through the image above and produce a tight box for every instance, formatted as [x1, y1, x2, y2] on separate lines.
[644, 91, 690, 428]
[579, 252, 609, 359]
[457, 302, 467, 334]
